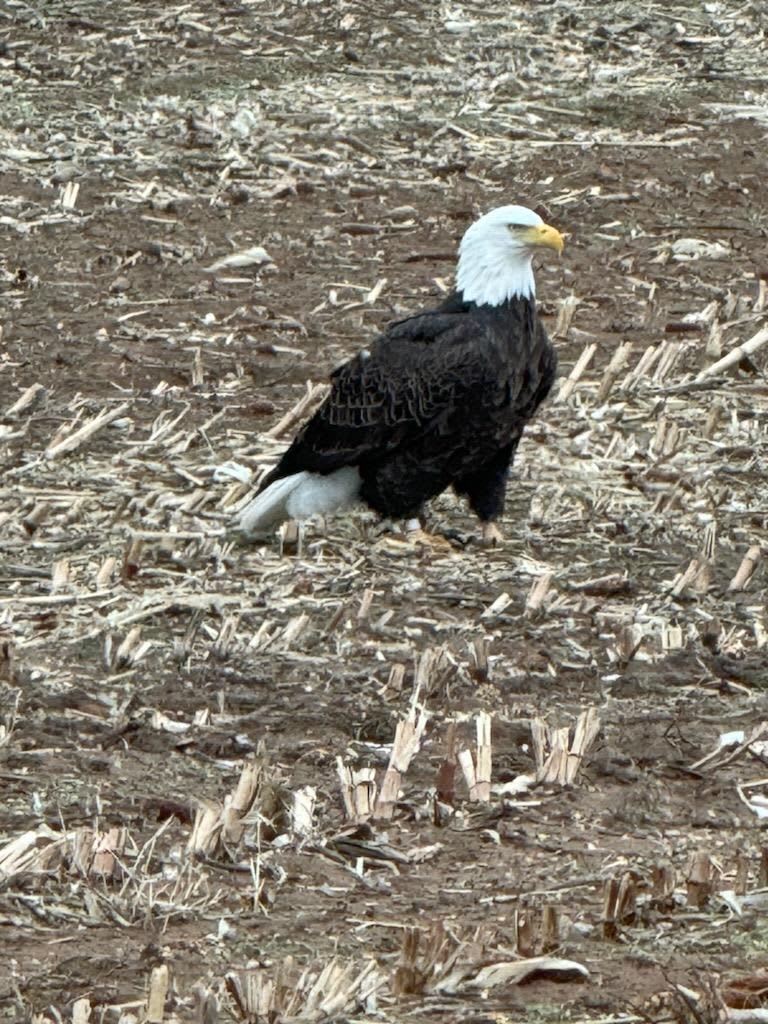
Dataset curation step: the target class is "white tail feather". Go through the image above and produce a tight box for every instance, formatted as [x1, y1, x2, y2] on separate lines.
[238, 467, 361, 537]
[239, 473, 309, 536]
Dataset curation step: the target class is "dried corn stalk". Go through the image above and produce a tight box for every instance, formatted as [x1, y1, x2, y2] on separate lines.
[45, 401, 131, 459]
[291, 786, 317, 837]
[71, 999, 90, 1024]
[0, 825, 70, 881]
[337, 759, 378, 822]
[393, 922, 468, 997]
[146, 965, 170, 1024]
[728, 545, 762, 591]
[190, 752, 284, 856]
[556, 343, 597, 402]
[374, 707, 429, 820]
[226, 956, 383, 1022]
[515, 904, 560, 956]
[265, 381, 329, 439]
[696, 324, 768, 381]
[532, 708, 600, 786]
[602, 872, 637, 939]
[70, 827, 126, 879]
[458, 712, 492, 803]
[687, 850, 718, 908]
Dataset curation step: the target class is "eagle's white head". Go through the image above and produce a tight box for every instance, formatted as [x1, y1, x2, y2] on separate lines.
[455, 204, 564, 307]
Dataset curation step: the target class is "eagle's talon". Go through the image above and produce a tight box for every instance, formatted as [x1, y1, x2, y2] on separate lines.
[481, 522, 504, 547]
[438, 527, 472, 548]
[405, 527, 457, 553]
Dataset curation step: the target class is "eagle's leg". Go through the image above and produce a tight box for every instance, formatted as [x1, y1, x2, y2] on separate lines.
[361, 462, 455, 551]
[453, 441, 517, 546]
[404, 517, 456, 552]
[279, 519, 304, 556]
[481, 522, 504, 546]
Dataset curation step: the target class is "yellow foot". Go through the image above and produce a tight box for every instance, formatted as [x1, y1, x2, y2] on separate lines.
[405, 527, 456, 553]
[481, 522, 504, 547]
[377, 526, 456, 556]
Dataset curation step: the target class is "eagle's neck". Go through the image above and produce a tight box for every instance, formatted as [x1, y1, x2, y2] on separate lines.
[455, 248, 535, 306]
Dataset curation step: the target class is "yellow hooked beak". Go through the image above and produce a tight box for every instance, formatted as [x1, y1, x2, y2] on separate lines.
[517, 222, 565, 254]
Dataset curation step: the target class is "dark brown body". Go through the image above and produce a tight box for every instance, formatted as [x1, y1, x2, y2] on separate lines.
[260, 292, 557, 524]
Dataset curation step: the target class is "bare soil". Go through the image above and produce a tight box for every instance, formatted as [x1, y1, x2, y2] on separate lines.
[2, 1, 768, 1020]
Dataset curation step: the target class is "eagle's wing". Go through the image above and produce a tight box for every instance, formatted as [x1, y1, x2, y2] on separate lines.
[262, 306, 507, 485]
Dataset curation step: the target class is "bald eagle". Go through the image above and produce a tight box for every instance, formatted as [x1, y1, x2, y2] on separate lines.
[239, 205, 564, 546]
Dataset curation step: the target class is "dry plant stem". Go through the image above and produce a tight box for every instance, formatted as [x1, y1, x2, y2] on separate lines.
[146, 965, 170, 1024]
[458, 712, 492, 802]
[374, 708, 429, 820]
[555, 342, 597, 402]
[45, 402, 132, 459]
[265, 382, 329, 439]
[696, 325, 768, 380]
[728, 545, 762, 591]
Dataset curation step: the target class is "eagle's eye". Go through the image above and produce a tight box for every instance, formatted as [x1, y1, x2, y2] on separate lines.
[507, 223, 527, 231]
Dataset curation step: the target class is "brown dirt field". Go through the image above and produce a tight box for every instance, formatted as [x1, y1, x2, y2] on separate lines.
[2, 1, 768, 1020]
